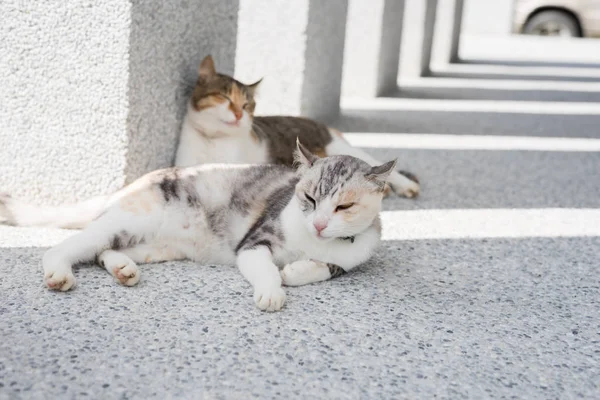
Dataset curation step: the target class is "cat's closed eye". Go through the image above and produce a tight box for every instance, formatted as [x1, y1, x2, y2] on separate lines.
[335, 203, 354, 212]
[216, 94, 231, 102]
[305, 193, 316, 207]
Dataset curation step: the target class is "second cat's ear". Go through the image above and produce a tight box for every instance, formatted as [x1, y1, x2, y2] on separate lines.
[198, 55, 216, 80]
[365, 159, 397, 182]
[295, 138, 319, 167]
[247, 78, 262, 96]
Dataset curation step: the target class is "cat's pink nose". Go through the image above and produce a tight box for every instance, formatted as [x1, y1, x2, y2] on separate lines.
[313, 220, 328, 233]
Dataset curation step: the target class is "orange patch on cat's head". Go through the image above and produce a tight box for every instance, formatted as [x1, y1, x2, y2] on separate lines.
[194, 93, 228, 111]
[229, 84, 245, 120]
[339, 190, 359, 205]
[337, 188, 383, 222]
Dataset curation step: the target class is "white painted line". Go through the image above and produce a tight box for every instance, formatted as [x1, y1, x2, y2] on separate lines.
[400, 77, 600, 92]
[381, 209, 600, 241]
[433, 64, 600, 79]
[341, 97, 600, 114]
[344, 133, 600, 152]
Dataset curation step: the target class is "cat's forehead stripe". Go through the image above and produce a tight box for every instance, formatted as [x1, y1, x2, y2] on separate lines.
[315, 159, 358, 198]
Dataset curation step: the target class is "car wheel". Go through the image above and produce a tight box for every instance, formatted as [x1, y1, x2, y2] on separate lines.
[523, 10, 582, 37]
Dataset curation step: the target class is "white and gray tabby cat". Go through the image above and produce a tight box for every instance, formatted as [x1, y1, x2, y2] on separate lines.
[0, 55, 418, 229]
[40, 142, 394, 311]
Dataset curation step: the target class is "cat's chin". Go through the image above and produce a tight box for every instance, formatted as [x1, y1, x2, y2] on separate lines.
[220, 119, 241, 127]
[313, 233, 336, 242]
[217, 120, 251, 135]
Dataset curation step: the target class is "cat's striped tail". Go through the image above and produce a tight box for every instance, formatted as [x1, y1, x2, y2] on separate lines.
[0, 193, 110, 229]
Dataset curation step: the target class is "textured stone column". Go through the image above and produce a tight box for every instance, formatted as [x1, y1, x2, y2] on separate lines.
[234, 0, 348, 121]
[0, 0, 239, 203]
[399, 0, 438, 78]
[448, 0, 465, 62]
[342, 0, 405, 97]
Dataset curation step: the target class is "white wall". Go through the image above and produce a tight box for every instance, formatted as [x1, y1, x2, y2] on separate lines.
[462, 0, 514, 35]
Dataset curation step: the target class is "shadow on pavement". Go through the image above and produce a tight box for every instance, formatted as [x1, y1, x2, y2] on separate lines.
[461, 58, 600, 69]
[334, 108, 600, 138]
[395, 85, 600, 103]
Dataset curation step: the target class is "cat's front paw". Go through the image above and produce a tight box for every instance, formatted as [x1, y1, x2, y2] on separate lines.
[100, 251, 140, 286]
[112, 262, 140, 287]
[281, 260, 329, 287]
[44, 269, 76, 291]
[254, 286, 286, 312]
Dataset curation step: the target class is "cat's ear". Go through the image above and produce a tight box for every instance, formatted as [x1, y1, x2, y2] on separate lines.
[246, 78, 262, 96]
[198, 55, 216, 80]
[365, 159, 397, 182]
[295, 138, 319, 167]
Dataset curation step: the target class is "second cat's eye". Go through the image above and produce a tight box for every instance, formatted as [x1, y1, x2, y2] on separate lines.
[305, 193, 316, 207]
[216, 93, 232, 102]
[242, 103, 250, 110]
[335, 203, 354, 212]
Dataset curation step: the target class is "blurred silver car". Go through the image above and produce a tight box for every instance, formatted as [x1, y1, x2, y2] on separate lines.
[513, 0, 600, 37]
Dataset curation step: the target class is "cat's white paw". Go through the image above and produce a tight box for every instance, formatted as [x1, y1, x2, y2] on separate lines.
[112, 262, 140, 286]
[254, 286, 286, 312]
[388, 173, 421, 199]
[280, 262, 301, 286]
[99, 251, 140, 286]
[281, 260, 331, 287]
[43, 250, 75, 291]
[390, 178, 420, 198]
[44, 269, 76, 291]
[281, 260, 315, 287]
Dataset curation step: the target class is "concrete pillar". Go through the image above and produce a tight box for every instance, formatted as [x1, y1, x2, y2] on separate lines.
[399, 0, 438, 78]
[462, 0, 514, 36]
[234, 0, 348, 121]
[448, 0, 464, 62]
[0, 0, 238, 204]
[431, 0, 465, 68]
[342, 0, 405, 97]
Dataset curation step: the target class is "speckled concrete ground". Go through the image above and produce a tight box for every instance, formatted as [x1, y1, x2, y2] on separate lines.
[3, 60, 600, 398]
[1, 235, 599, 399]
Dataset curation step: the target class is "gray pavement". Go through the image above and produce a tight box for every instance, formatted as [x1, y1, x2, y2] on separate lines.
[2, 58, 600, 399]
[334, 107, 600, 138]
[1, 236, 599, 399]
[395, 83, 600, 103]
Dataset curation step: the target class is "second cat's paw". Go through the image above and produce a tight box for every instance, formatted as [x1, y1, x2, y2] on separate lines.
[390, 176, 420, 198]
[254, 286, 286, 312]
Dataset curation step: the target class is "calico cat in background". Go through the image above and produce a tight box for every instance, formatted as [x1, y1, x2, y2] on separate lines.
[40, 142, 394, 311]
[0, 55, 418, 229]
[177, 55, 420, 194]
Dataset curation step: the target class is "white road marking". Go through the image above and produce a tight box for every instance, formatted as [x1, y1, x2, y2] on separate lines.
[381, 209, 600, 240]
[344, 133, 600, 152]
